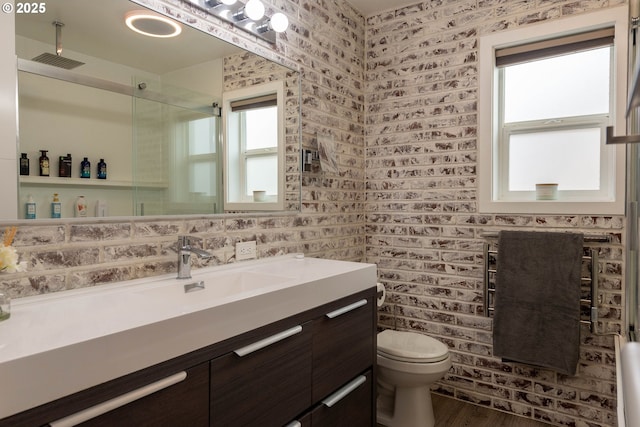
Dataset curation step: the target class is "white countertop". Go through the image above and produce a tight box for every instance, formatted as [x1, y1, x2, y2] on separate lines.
[0, 254, 377, 419]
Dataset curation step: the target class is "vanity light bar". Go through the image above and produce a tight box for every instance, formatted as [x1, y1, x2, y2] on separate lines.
[191, 0, 288, 44]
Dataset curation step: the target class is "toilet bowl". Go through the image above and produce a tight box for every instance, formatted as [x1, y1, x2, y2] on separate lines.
[376, 329, 451, 427]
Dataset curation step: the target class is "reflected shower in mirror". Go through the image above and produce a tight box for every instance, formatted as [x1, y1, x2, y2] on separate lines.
[13, 0, 300, 219]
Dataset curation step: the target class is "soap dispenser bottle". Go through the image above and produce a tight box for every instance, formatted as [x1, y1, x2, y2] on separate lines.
[39, 150, 50, 177]
[51, 193, 61, 218]
[25, 195, 36, 219]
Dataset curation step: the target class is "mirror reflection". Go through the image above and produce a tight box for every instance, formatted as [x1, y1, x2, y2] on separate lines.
[14, 0, 300, 219]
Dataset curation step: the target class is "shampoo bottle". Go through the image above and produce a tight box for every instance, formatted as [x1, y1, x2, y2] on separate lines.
[59, 154, 72, 178]
[51, 193, 61, 219]
[25, 195, 36, 219]
[39, 150, 49, 177]
[19, 153, 29, 176]
[97, 158, 107, 179]
[80, 157, 91, 178]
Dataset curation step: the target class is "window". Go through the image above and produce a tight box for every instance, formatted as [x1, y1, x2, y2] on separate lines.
[169, 112, 221, 214]
[478, 7, 627, 214]
[223, 81, 284, 211]
[186, 117, 219, 199]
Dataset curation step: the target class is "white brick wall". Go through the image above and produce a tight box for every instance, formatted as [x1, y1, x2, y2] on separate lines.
[365, 1, 624, 426]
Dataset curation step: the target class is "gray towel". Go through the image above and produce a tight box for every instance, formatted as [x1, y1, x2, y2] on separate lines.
[492, 231, 583, 375]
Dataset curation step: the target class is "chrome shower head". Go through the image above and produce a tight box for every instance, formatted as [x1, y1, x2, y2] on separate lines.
[31, 21, 84, 70]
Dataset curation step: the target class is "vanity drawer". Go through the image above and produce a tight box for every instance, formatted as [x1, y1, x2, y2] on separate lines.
[210, 321, 312, 426]
[71, 363, 209, 427]
[290, 370, 373, 427]
[1, 362, 211, 427]
[312, 293, 375, 402]
[312, 370, 373, 427]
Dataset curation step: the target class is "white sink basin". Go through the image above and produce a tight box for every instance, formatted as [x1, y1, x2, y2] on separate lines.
[0, 254, 377, 419]
[135, 271, 294, 304]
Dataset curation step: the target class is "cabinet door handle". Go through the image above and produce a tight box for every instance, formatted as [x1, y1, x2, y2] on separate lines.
[321, 375, 367, 408]
[234, 325, 303, 357]
[48, 371, 187, 427]
[325, 299, 367, 319]
[284, 422, 302, 427]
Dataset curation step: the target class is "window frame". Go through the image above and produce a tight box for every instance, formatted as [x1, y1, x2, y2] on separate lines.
[478, 6, 627, 215]
[222, 81, 285, 211]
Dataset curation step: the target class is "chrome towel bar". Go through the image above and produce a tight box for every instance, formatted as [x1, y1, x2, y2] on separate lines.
[482, 235, 605, 334]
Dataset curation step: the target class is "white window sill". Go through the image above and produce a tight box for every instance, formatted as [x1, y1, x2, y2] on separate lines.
[478, 199, 624, 215]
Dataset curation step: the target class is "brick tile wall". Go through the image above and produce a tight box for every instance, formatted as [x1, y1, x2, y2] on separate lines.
[365, 1, 624, 426]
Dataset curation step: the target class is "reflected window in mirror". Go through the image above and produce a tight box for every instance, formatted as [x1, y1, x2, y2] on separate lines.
[170, 114, 222, 213]
[223, 81, 284, 211]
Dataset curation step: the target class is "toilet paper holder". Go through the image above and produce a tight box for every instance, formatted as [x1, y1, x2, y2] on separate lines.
[376, 282, 386, 307]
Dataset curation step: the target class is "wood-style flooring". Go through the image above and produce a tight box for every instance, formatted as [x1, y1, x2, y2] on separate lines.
[379, 393, 553, 427]
[431, 394, 553, 426]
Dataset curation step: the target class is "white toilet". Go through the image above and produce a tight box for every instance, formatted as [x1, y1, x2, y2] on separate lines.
[376, 329, 452, 427]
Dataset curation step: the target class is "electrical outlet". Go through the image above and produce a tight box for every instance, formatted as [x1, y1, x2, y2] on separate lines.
[236, 240, 257, 261]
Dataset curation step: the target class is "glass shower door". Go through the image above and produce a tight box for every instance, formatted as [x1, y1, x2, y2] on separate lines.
[132, 78, 222, 215]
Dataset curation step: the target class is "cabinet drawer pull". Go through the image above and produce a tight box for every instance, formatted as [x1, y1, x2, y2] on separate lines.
[284, 422, 302, 427]
[321, 375, 367, 408]
[234, 325, 303, 357]
[325, 299, 367, 319]
[48, 371, 187, 427]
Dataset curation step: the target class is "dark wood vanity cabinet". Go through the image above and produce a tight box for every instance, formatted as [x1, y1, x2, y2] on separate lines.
[210, 322, 313, 426]
[211, 290, 376, 427]
[0, 288, 376, 427]
[287, 292, 375, 427]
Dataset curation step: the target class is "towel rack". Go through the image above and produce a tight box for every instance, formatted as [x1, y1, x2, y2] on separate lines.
[482, 233, 608, 334]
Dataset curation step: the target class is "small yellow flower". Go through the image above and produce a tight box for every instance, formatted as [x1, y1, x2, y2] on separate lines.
[0, 228, 25, 273]
[0, 245, 24, 273]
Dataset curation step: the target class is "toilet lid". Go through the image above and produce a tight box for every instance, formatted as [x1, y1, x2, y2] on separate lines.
[378, 330, 449, 363]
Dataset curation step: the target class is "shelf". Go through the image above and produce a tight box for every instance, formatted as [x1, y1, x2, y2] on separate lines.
[19, 176, 167, 189]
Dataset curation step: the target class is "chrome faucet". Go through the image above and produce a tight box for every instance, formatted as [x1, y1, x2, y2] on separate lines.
[177, 236, 212, 279]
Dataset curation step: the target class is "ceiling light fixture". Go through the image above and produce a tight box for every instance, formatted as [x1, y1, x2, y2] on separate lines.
[125, 11, 182, 38]
[191, 0, 288, 43]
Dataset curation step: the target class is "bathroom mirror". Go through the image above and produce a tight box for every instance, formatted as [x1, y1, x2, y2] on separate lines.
[13, 0, 300, 219]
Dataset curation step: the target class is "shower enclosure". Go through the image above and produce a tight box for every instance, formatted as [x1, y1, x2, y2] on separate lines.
[132, 77, 222, 216]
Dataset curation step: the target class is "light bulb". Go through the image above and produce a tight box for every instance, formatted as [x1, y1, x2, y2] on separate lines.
[270, 13, 288, 33]
[245, 0, 265, 20]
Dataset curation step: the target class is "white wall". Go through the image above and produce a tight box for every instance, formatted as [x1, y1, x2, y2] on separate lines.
[0, 10, 17, 219]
